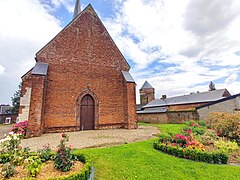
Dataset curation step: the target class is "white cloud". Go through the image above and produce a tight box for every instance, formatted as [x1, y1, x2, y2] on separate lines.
[0, 0, 62, 104]
[103, 0, 240, 102]
[0, 65, 5, 75]
[225, 74, 238, 85]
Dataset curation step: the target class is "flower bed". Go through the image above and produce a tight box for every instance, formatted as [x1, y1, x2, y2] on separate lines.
[154, 120, 240, 164]
[154, 142, 228, 164]
[0, 133, 92, 179]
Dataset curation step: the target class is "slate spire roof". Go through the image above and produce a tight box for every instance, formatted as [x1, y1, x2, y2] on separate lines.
[73, 0, 81, 19]
[141, 81, 153, 89]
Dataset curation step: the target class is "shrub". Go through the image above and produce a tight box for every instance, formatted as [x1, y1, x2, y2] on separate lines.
[183, 120, 206, 135]
[196, 129, 219, 145]
[214, 139, 239, 154]
[153, 142, 228, 164]
[37, 143, 52, 162]
[1, 162, 14, 178]
[54, 133, 74, 172]
[0, 132, 22, 154]
[159, 132, 205, 151]
[25, 156, 42, 177]
[207, 112, 240, 144]
[10, 121, 28, 137]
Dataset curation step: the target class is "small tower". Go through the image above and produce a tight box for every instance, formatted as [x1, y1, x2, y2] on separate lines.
[139, 81, 155, 105]
[73, 0, 81, 19]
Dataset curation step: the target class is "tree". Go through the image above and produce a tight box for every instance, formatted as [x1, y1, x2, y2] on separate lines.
[209, 81, 216, 91]
[11, 83, 21, 114]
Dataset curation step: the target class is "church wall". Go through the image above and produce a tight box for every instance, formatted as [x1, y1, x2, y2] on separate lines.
[33, 6, 136, 131]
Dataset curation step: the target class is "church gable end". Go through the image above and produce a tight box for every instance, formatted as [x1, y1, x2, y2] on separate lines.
[36, 4, 129, 71]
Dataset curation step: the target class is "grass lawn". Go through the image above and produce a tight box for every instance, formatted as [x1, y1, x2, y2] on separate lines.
[75, 139, 240, 180]
[74, 123, 240, 180]
[138, 122, 185, 135]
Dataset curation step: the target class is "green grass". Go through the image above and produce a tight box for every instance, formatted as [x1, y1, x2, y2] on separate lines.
[75, 139, 240, 180]
[139, 122, 185, 135]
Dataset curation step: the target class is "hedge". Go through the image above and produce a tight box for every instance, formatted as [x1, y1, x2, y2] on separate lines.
[153, 142, 228, 164]
[0, 153, 92, 180]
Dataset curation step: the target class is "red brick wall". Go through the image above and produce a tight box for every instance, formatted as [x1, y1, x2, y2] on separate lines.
[22, 5, 137, 134]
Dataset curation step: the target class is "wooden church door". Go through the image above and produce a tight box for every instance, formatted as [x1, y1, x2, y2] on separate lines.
[80, 95, 95, 130]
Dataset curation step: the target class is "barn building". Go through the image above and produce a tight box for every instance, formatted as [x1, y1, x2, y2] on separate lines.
[18, 1, 137, 136]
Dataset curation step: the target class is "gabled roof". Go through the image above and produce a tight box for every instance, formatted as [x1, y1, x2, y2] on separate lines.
[141, 81, 153, 89]
[196, 93, 240, 109]
[143, 89, 231, 108]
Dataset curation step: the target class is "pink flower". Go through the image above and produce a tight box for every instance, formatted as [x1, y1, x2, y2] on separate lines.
[69, 144, 74, 149]
[187, 129, 192, 133]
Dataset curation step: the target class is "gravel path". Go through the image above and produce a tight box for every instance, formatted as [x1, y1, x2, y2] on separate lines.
[21, 126, 159, 151]
[0, 125, 12, 139]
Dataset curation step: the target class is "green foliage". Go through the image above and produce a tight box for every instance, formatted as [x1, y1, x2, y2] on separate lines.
[154, 142, 228, 164]
[195, 129, 219, 145]
[10, 83, 21, 114]
[214, 139, 239, 154]
[25, 156, 42, 177]
[208, 112, 240, 144]
[1, 162, 14, 178]
[37, 143, 52, 162]
[54, 133, 74, 172]
[183, 120, 206, 135]
[0, 132, 22, 154]
[49, 154, 92, 180]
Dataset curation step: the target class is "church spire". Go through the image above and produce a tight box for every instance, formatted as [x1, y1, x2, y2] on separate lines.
[73, 0, 81, 19]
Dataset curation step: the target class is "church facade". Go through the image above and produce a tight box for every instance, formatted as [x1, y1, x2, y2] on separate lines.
[18, 3, 137, 136]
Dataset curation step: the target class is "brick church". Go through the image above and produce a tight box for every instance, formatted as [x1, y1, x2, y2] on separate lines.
[18, 1, 137, 136]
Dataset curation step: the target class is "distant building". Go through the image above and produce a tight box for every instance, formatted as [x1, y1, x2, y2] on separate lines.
[0, 104, 17, 124]
[196, 93, 240, 120]
[137, 82, 231, 123]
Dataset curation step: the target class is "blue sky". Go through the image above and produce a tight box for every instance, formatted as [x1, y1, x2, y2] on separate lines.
[0, 0, 240, 105]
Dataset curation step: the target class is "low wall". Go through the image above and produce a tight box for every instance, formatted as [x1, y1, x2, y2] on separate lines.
[137, 111, 198, 124]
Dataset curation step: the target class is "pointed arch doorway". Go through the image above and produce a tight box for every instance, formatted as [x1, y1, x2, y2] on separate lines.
[80, 94, 95, 130]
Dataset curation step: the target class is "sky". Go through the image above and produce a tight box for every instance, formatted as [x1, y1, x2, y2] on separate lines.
[0, 0, 240, 105]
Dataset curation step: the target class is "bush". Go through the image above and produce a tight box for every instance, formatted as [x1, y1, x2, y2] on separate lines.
[153, 142, 228, 164]
[54, 133, 74, 172]
[25, 156, 42, 177]
[183, 120, 206, 135]
[37, 143, 52, 162]
[10, 121, 28, 137]
[207, 112, 240, 144]
[214, 139, 239, 154]
[196, 129, 219, 145]
[1, 162, 14, 178]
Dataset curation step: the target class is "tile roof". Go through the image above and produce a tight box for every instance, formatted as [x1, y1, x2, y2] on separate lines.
[141, 81, 153, 89]
[32, 63, 48, 76]
[122, 71, 135, 83]
[143, 89, 230, 108]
